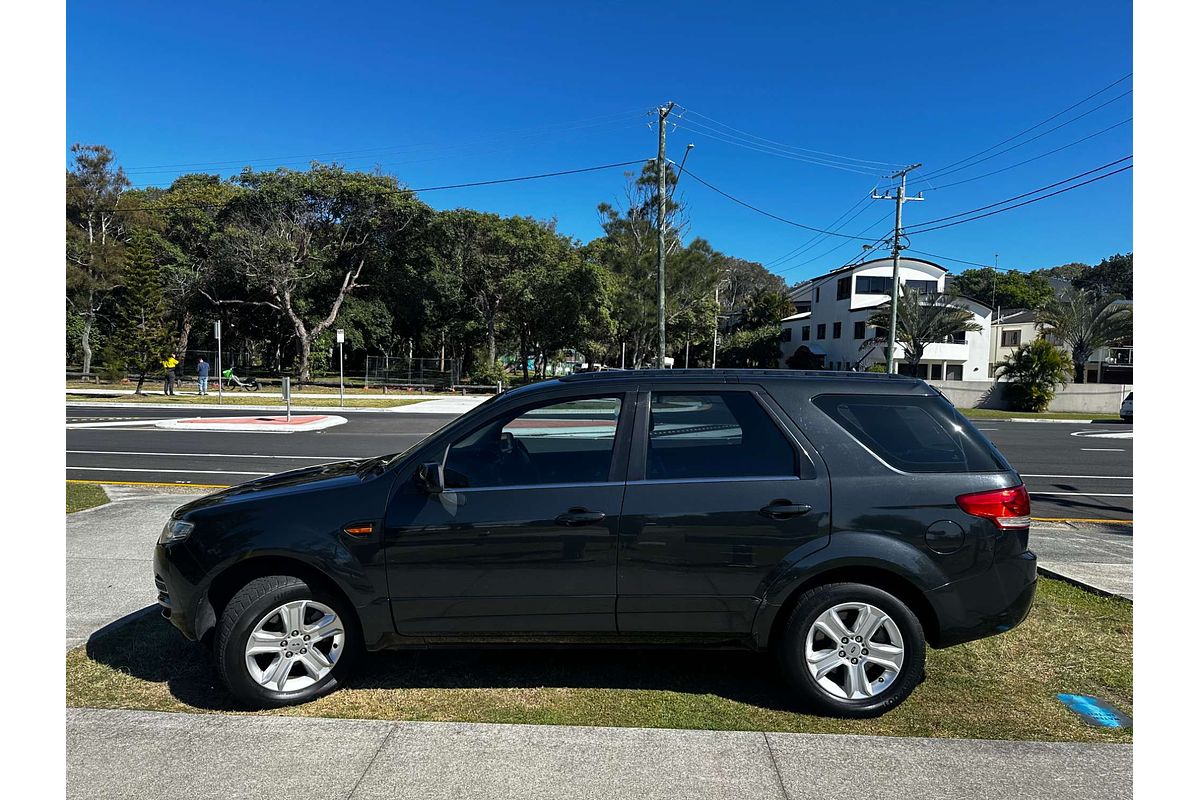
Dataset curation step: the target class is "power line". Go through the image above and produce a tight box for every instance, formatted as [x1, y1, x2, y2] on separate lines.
[673, 106, 906, 168]
[917, 89, 1132, 183]
[99, 158, 652, 213]
[906, 164, 1131, 235]
[120, 110, 645, 175]
[905, 249, 998, 269]
[919, 73, 1132, 181]
[670, 120, 882, 175]
[676, 166, 877, 239]
[774, 213, 895, 276]
[765, 193, 873, 267]
[906, 156, 1131, 232]
[924, 117, 1131, 191]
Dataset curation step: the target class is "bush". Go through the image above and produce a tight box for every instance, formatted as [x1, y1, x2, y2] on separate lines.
[995, 339, 1072, 412]
[97, 346, 127, 383]
[468, 360, 509, 388]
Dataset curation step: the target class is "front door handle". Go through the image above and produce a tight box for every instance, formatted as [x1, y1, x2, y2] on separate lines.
[555, 508, 607, 527]
[760, 502, 813, 520]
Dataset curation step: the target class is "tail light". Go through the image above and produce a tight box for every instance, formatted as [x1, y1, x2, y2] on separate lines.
[956, 484, 1031, 529]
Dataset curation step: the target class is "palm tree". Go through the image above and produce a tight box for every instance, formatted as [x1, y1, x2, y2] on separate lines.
[1036, 290, 1133, 383]
[994, 338, 1072, 411]
[865, 287, 983, 373]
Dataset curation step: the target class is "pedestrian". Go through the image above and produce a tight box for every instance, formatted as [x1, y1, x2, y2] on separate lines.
[197, 357, 210, 396]
[162, 352, 179, 396]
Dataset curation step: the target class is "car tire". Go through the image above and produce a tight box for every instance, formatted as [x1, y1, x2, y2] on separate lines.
[215, 574, 360, 708]
[777, 582, 925, 718]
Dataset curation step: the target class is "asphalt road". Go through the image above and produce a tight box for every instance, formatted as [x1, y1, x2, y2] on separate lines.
[65, 404, 1132, 521]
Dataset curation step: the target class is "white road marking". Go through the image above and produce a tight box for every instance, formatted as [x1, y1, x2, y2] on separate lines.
[1028, 491, 1133, 497]
[1022, 474, 1132, 480]
[67, 450, 352, 461]
[66, 466, 271, 476]
[1070, 430, 1133, 439]
[1081, 448, 1125, 452]
[66, 419, 175, 429]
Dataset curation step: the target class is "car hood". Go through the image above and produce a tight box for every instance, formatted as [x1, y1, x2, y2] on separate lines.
[171, 459, 369, 516]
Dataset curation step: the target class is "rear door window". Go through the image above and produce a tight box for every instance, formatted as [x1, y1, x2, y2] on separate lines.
[646, 392, 797, 480]
[813, 394, 1006, 473]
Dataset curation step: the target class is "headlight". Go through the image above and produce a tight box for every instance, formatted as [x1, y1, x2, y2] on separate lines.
[159, 519, 195, 545]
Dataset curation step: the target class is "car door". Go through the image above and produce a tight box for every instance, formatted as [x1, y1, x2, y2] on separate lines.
[381, 391, 632, 635]
[617, 386, 831, 634]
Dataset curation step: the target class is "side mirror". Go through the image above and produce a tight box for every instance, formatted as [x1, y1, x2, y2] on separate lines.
[416, 462, 445, 494]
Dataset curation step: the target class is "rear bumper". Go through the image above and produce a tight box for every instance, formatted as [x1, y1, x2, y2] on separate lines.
[925, 548, 1038, 647]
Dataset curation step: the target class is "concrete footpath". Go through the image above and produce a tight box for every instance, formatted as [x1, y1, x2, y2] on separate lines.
[66, 708, 1131, 800]
[1030, 523, 1133, 600]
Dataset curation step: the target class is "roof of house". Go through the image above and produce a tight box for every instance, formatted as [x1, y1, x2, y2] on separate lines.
[995, 309, 1038, 324]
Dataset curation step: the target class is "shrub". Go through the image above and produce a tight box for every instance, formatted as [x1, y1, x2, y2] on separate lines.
[995, 338, 1072, 412]
[469, 360, 510, 388]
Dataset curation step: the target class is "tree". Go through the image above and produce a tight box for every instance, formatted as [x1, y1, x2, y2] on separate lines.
[948, 268, 1054, 310]
[110, 230, 171, 393]
[1073, 252, 1132, 300]
[995, 338, 1072, 412]
[1036, 289, 1133, 383]
[217, 166, 426, 382]
[865, 288, 983, 372]
[66, 144, 131, 374]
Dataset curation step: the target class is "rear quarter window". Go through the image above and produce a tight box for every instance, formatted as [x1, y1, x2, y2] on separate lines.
[812, 393, 1007, 473]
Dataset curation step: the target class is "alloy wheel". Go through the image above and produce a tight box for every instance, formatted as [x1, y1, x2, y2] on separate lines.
[244, 600, 345, 693]
[804, 601, 905, 701]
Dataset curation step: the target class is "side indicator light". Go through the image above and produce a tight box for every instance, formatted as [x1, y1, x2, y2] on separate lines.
[343, 523, 375, 537]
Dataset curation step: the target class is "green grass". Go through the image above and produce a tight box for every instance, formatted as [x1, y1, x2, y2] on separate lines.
[65, 393, 429, 409]
[958, 407, 1121, 421]
[67, 483, 109, 513]
[66, 579, 1130, 742]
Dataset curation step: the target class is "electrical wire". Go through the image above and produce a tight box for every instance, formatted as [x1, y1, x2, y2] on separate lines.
[677, 166, 878, 240]
[906, 157, 1131, 232]
[764, 193, 873, 267]
[672, 105, 906, 168]
[919, 73, 1132, 181]
[670, 120, 883, 175]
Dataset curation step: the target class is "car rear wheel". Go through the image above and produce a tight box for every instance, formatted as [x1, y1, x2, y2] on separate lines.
[215, 575, 360, 707]
[778, 582, 925, 718]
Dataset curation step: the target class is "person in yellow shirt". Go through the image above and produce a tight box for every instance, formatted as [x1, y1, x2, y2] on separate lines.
[161, 353, 179, 396]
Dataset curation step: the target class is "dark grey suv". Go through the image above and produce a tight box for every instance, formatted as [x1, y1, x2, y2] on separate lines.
[155, 369, 1036, 717]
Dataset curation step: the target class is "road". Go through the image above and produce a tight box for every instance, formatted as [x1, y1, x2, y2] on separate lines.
[66, 404, 1132, 521]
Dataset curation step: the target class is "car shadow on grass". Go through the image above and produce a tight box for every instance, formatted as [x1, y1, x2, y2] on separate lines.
[81, 606, 803, 714]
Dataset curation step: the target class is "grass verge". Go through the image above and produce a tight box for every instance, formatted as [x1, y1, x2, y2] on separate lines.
[66, 579, 1130, 742]
[66, 482, 109, 513]
[958, 408, 1122, 421]
[66, 393, 429, 409]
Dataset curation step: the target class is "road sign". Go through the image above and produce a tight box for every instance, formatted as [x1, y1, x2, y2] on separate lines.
[336, 328, 345, 343]
[214, 320, 221, 340]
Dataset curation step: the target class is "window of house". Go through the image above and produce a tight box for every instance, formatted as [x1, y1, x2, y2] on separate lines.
[815, 287, 821, 302]
[817, 324, 826, 340]
[930, 364, 943, 380]
[782, 328, 793, 342]
[906, 280, 938, 294]
[836, 277, 851, 300]
[855, 276, 894, 294]
[802, 326, 810, 341]
[796, 301, 811, 313]
[1001, 330, 1021, 347]
[854, 321, 866, 339]
[444, 396, 622, 489]
[875, 326, 887, 339]
[646, 392, 796, 480]
[945, 364, 964, 381]
[946, 330, 967, 344]
[833, 322, 842, 339]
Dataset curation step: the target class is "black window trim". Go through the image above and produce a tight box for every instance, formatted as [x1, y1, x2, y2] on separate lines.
[627, 386, 815, 483]
[436, 390, 636, 488]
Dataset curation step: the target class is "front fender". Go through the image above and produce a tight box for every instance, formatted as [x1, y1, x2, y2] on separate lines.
[750, 530, 953, 648]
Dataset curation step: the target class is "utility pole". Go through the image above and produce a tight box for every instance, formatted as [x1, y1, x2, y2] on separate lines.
[711, 281, 721, 368]
[872, 164, 924, 374]
[656, 101, 675, 369]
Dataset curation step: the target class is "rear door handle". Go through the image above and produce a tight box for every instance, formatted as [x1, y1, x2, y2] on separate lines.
[555, 508, 607, 527]
[760, 502, 812, 520]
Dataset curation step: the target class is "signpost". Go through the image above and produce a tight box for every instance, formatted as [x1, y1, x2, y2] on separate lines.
[336, 328, 345, 409]
[282, 377, 292, 421]
[214, 320, 222, 405]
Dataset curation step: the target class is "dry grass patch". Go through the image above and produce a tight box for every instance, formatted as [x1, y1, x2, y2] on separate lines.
[66, 483, 109, 513]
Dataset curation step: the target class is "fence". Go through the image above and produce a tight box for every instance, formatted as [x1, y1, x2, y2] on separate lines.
[364, 356, 462, 390]
[928, 379, 1133, 414]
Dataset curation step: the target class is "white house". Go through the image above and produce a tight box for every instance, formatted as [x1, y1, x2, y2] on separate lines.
[779, 257, 992, 381]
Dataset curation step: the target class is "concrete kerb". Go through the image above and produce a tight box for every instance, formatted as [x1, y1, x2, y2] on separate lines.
[1037, 565, 1131, 601]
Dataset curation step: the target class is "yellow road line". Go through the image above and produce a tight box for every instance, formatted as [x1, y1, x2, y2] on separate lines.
[66, 479, 231, 489]
[1032, 516, 1133, 525]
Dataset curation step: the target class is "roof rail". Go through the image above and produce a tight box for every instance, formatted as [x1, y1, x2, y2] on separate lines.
[559, 368, 917, 382]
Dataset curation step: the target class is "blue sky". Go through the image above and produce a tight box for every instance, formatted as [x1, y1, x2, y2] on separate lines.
[67, 1, 1132, 283]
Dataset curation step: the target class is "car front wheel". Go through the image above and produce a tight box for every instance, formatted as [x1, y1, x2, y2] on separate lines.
[778, 582, 925, 718]
[215, 575, 359, 707]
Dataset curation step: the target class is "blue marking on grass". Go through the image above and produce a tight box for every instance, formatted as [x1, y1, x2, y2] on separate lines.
[1057, 693, 1131, 728]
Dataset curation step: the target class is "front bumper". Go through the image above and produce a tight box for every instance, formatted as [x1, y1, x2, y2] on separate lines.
[153, 542, 202, 640]
[925, 548, 1038, 647]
